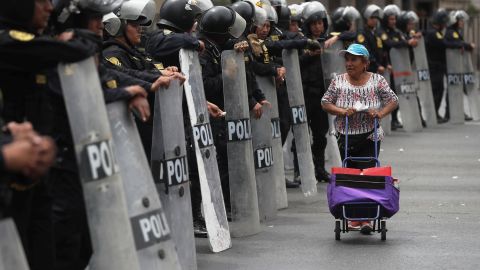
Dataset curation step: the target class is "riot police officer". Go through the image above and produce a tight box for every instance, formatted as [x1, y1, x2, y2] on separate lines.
[197, 5, 258, 219]
[325, 6, 361, 49]
[379, 4, 415, 130]
[298, 1, 330, 182]
[0, 0, 95, 268]
[424, 9, 451, 123]
[357, 4, 386, 74]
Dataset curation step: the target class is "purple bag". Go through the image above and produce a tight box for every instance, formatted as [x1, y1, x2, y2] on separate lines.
[327, 167, 400, 219]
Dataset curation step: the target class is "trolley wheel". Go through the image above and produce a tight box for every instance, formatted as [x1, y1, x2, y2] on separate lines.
[335, 220, 341, 241]
[381, 220, 387, 241]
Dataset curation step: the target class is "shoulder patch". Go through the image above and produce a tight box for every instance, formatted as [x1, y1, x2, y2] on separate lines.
[270, 35, 279, 41]
[35, 74, 47, 85]
[453, 31, 459, 39]
[357, 34, 365, 43]
[381, 33, 388, 41]
[436, 32, 443, 39]
[154, 63, 164, 70]
[107, 57, 122, 67]
[330, 32, 340, 37]
[9, 30, 34, 42]
[376, 36, 383, 48]
[106, 80, 117, 89]
[163, 29, 173, 35]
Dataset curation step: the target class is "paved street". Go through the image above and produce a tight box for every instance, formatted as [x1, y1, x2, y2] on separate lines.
[196, 121, 480, 270]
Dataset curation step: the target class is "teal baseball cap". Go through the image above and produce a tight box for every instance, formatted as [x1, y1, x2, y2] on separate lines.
[339, 43, 370, 58]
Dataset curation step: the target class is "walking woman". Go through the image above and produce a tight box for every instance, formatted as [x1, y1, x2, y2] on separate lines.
[321, 44, 398, 170]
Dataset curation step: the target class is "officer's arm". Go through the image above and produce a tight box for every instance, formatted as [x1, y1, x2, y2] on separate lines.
[443, 30, 467, 49]
[104, 60, 159, 83]
[264, 38, 308, 55]
[147, 32, 200, 59]
[0, 34, 97, 72]
[251, 60, 278, 77]
[108, 68, 152, 94]
[338, 31, 357, 42]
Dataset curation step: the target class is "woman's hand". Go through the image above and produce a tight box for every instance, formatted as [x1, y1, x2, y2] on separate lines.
[367, 109, 383, 119]
[343, 108, 356, 117]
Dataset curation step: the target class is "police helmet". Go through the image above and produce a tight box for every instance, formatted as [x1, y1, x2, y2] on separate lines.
[277, 5, 291, 29]
[396, 10, 418, 32]
[198, 6, 246, 39]
[301, 1, 328, 34]
[269, 0, 287, 7]
[331, 6, 360, 32]
[448, 10, 469, 26]
[431, 8, 449, 26]
[158, 0, 212, 32]
[0, 0, 35, 27]
[53, 0, 124, 24]
[266, 5, 278, 24]
[288, 4, 304, 22]
[244, 0, 269, 27]
[103, 0, 156, 37]
[362, 4, 383, 20]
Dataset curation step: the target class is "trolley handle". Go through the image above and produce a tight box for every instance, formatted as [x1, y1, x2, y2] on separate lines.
[343, 115, 380, 168]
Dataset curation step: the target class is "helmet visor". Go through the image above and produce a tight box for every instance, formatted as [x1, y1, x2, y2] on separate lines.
[229, 11, 247, 38]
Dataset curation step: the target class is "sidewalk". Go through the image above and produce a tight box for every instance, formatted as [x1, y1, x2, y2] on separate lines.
[196, 122, 480, 270]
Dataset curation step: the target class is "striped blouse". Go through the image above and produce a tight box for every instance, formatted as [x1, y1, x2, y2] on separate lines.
[321, 73, 398, 140]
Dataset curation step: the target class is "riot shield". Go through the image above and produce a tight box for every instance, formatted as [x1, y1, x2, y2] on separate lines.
[107, 102, 181, 269]
[413, 38, 438, 127]
[325, 114, 342, 172]
[381, 70, 393, 135]
[252, 76, 277, 221]
[151, 79, 196, 270]
[221, 50, 261, 237]
[58, 57, 140, 270]
[282, 49, 317, 197]
[390, 47, 423, 132]
[179, 49, 232, 252]
[446, 49, 465, 124]
[463, 51, 480, 121]
[322, 40, 344, 169]
[0, 219, 29, 270]
[257, 76, 288, 210]
[321, 40, 346, 86]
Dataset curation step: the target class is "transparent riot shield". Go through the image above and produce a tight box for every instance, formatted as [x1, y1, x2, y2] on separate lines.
[0, 219, 29, 270]
[58, 57, 140, 270]
[151, 80, 196, 270]
[252, 76, 277, 221]
[321, 41, 344, 169]
[257, 76, 288, 210]
[390, 47, 423, 132]
[179, 49, 232, 252]
[107, 102, 181, 269]
[221, 50, 261, 237]
[413, 38, 438, 127]
[282, 49, 317, 197]
[382, 70, 393, 135]
[463, 51, 480, 120]
[446, 49, 465, 124]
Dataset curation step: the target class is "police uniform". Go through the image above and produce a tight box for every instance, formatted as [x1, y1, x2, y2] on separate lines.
[0, 8, 98, 268]
[146, 26, 208, 229]
[299, 33, 330, 180]
[356, 28, 386, 73]
[379, 26, 409, 128]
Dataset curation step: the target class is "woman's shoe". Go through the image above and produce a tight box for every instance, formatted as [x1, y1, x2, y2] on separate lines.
[360, 222, 373, 235]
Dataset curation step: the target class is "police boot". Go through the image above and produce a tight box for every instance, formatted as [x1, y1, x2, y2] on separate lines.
[193, 213, 207, 238]
[314, 157, 330, 183]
